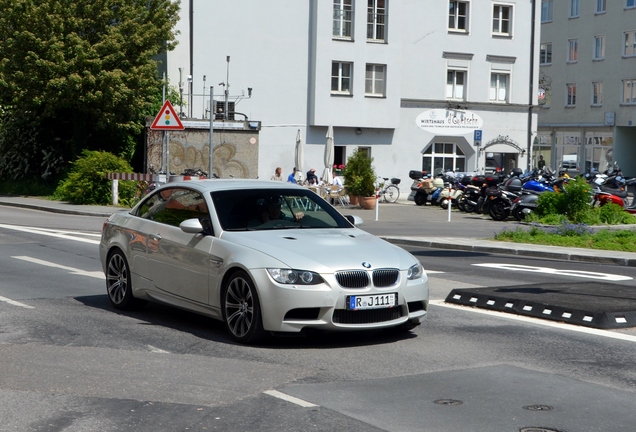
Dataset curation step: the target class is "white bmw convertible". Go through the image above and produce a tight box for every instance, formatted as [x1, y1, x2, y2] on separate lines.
[99, 179, 429, 343]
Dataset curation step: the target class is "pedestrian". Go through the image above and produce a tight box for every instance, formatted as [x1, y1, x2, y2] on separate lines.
[537, 155, 545, 171]
[287, 167, 297, 183]
[306, 168, 318, 185]
[271, 167, 283, 181]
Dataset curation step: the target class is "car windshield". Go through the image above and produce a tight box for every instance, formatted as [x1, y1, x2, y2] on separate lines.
[211, 188, 353, 231]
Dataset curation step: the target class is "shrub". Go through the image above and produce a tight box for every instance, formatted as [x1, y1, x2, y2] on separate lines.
[53, 150, 136, 205]
[535, 177, 593, 223]
[599, 203, 636, 225]
[343, 148, 376, 197]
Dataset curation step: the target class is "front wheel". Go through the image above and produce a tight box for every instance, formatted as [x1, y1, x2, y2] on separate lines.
[512, 205, 528, 221]
[488, 198, 510, 221]
[222, 270, 266, 344]
[383, 185, 400, 203]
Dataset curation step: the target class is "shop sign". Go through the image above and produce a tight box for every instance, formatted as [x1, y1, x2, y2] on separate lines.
[416, 109, 483, 134]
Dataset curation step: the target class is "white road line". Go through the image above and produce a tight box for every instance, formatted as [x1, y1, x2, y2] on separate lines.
[13, 256, 104, 279]
[0, 224, 100, 245]
[0, 295, 34, 309]
[473, 263, 633, 281]
[430, 300, 636, 343]
[426, 270, 444, 274]
[147, 345, 170, 354]
[263, 390, 319, 408]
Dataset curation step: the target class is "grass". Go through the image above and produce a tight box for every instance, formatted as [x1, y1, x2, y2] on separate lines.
[494, 223, 636, 252]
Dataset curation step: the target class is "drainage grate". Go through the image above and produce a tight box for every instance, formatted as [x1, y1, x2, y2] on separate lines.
[522, 405, 554, 412]
[433, 399, 463, 406]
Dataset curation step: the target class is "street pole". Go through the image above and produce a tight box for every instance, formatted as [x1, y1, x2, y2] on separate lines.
[209, 86, 214, 177]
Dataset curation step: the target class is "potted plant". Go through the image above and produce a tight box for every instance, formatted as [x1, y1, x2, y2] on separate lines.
[343, 148, 377, 209]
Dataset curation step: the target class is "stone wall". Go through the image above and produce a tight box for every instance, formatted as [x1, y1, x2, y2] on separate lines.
[146, 119, 260, 179]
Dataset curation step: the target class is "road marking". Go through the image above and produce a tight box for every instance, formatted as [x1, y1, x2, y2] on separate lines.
[147, 345, 170, 354]
[0, 295, 35, 309]
[473, 263, 632, 281]
[263, 390, 318, 408]
[430, 300, 636, 343]
[0, 224, 100, 245]
[12, 256, 104, 279]
[426, 270, 444, 274]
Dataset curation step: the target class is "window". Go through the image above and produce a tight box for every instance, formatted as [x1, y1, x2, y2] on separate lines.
[490, 73, 509, 102]
[422, 143, 466, 173]
[139, 188, 209, 228]
[540, 42, 552, 65]
[492, 5, 512, 36]
[446, 70, 466, 100]
[623, 79, 636, 104]
[593, 35, 605, 60]
[367, 0, 386, 41]
[449, 1, 469, 31]
[541, 0, 553, 22]
[570, 0, 580, 17]
[568, 39, 578, 62]
[566, 83, 576, 106]
[595, 0, 606, 13]
[592, 82, 603, 105]
[624, 31, 636, 56]
[628, 0, 636, 8]
[333, 0, 353, 39]
[365, 64, 386, 96]
[331, 62, 352, 94]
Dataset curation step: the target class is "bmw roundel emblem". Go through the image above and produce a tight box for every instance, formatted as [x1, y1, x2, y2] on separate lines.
[362, 262, 371, 269]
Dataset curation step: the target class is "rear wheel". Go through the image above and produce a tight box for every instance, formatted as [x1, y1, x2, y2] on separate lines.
[414, 192, 427, 206]
[222, 270, 266, 344]
[383, 185, 400, 203]
[106, 250, 144, 310]
[512, 205, 527, 221]
[489, 199, 510, 221]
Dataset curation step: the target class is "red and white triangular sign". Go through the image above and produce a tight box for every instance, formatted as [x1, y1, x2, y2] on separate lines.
[150, 100, 185, 130]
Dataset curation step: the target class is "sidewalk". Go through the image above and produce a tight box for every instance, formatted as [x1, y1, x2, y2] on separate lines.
[2, 195, 636, 267]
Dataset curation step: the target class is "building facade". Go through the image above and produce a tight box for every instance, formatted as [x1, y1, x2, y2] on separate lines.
[538, 0, 636, 176]
[158, 0, 540, 189]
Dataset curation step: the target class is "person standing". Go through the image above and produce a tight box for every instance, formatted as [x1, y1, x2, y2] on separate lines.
[271, 167, 283, 181]
[537, 155, 546, 170]
[287, 167, 297, 183]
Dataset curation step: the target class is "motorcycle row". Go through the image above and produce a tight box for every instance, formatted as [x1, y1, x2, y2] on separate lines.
[409, 165, 636, 222]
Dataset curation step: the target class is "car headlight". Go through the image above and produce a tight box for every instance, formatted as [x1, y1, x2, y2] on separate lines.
[407, 262, 424, 280]
[267, 268, 324, 285]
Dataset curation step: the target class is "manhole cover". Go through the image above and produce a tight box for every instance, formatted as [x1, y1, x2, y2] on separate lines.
[519, 428, 563, 432]
[523, 405, 554, 411]
[433, 399, 463, 406]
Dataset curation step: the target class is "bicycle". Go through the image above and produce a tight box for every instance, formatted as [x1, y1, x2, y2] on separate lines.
[376, 177, 401, 203]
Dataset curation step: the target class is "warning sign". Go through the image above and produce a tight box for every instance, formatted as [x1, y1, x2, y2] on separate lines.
[150, 100, 185, 130]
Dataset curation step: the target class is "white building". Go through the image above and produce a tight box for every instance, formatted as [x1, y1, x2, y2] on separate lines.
[158, 0, 541, 188]
[537, 0, 636, 175]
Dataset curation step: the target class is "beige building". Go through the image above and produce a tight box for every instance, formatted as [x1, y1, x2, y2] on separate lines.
[537, 0, 636, 175]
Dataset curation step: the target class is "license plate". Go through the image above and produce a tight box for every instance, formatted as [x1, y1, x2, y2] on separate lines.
[347, 293, 397, 310]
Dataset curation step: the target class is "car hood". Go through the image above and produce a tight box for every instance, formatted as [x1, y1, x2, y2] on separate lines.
[220, 228, 415, 272]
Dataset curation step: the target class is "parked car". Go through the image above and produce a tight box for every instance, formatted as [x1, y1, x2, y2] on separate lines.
[99, 179, 429, 343]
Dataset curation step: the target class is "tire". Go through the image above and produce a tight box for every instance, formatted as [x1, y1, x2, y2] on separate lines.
[512, 205, 527, 221]
[222, 270, 266, 344]
[456, 195, 466, 212]
[384, 185, 400, 203]
[106, 250, 144, 310]
[414, 192, 427, 206]
[488, 198, 510, 221]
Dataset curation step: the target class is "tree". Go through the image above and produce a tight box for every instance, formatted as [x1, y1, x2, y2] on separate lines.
[0, 0, 180, 181]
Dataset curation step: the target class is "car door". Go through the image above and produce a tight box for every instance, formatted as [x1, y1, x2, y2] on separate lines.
[144, 187, 212, 304]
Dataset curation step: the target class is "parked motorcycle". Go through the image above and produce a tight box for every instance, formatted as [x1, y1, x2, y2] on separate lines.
[410, 170, 444, 206]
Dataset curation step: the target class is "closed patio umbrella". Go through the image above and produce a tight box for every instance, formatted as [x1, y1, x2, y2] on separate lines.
[323, 126, 334, 184]
[294, 129, 303, 182]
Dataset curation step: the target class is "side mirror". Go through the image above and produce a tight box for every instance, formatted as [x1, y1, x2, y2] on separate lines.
[180, 218, 204, 234]
[345, 215, 363, 226]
